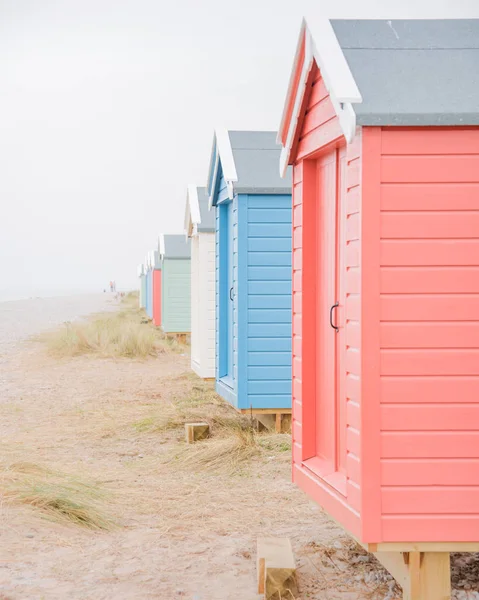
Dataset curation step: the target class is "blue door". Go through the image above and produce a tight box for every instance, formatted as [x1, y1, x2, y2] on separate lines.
[226, 200, 234, 381]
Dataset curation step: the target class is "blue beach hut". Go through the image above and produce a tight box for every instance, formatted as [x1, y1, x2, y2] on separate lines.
[207, 130, 293, 427]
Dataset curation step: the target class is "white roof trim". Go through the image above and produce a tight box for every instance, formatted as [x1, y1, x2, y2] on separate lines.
[306, 15, 361, 104]
[159, 234, 165, 258]
[209, 128, 237, 208]
[185, 184, 201, 238]
[279, 16, 362, 175]
[137, 264, 144, 277]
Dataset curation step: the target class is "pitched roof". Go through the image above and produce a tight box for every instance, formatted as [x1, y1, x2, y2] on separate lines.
[185, 185, 215, 236]
[278, 16, 479, 172]
[207, 130, 292, 207]
[159, 234, 191, 260]
[331, 19, 479, 126]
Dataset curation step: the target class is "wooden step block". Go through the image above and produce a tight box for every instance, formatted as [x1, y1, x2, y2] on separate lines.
[185, 422, 210, 443]
[257, 537, 297, 599]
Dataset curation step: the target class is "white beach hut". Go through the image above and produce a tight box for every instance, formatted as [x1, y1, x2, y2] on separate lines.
[185, 185, 216, 379]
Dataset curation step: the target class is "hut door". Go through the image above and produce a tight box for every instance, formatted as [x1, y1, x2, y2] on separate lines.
[226, 200, 234, 381]
[312, 147, 347, 493]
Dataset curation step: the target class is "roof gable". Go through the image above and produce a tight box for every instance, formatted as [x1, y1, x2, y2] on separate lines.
[207, 129, 292, 206]
[185, 185, 215, 236]
[159, 234, 191, 260]
[279, 16, 479, 171]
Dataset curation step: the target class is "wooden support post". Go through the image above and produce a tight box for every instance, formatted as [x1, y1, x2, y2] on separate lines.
[374, 551, 451, 600]
[275, 413, 282, 433]
[185, 422, 210, 444]
[257, 538, 297, 599]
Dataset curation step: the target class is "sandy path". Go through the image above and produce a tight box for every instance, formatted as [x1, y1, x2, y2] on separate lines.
[0, 297, 398, 600]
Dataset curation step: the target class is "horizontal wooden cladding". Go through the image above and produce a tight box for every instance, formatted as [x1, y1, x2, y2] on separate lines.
[380, 322, 479, 349]
[381, 403, 479, 431]
[381, 267, 479, 293]
[301, 98, 336, 137]
[381, 293, 479, 322]
[381, 183, 479, 211]
[381, 128, 479, 156]
[381, 515, 479, 542]
[382, 487, 479, 515]
[307, 77, 329, 109]
[381, 431, 479, 458]
[381, 349, 479, 376]
[381, 211, 479, 239]
[381, 155, 479, 184]
[381, 375, 479, 403]
[296, 118, 344, 161]
[382, 458, 479, 486]
[381, 239, 479, 266]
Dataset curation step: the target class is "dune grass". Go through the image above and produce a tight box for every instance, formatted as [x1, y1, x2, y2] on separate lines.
[133, 374, 291, 474]
[0, 462, 113, 530]
[39, 298, 183, 359]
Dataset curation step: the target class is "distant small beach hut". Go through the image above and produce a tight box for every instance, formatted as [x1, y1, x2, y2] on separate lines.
[152, 249, 162, 327]
[207, 130, 292, 429]
[159, 234, 191, 336]
[138, 264, 146, 309]
[184, 185, 216, 379]
[145, 251, 155, 320]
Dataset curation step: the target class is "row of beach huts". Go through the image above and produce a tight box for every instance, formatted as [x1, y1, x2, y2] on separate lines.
[136, 16, 479, 598]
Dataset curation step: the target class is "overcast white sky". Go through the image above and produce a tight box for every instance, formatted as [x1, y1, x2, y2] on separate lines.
[1, 0, 478, 299]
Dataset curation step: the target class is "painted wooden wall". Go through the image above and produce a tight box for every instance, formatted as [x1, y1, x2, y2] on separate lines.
[145, 269, 153, 319]
[191, 234, 215, 379]
[244, 193, 292, 409]
[215, 162, 292, 410]
[139, 274, 146, 308]
[291, 62, 362, 539]
[365, 126, 479, 542]
[161, 259, 191, 333]
[152, 269, 162, 327]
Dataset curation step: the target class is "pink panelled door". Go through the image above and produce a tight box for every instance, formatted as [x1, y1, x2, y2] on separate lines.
[305, 148, 347, 495]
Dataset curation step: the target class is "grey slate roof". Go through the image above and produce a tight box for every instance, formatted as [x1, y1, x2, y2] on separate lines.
[197, 187, 215, 232]
[228, 131, 292, 194]
[153, 250, 161, 269]
[331, 19, 479, 126]
[163, 234, 191, 259]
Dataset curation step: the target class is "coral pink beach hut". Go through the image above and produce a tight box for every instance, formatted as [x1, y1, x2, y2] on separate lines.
[278, 16, 479, 597]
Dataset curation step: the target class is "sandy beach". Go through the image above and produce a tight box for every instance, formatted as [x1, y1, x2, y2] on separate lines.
[0, 294, 117, 354]
[0, 295, 398, 600]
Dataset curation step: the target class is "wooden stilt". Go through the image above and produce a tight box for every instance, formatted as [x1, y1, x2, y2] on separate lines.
[373, 550, 451, 600]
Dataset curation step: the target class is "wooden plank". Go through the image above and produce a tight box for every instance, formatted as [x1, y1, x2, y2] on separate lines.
[381, 403, 479, 431]
[382, 486, 479, 515]
[380, 239, 479, 266]
[381, 375, 479, 403]
[185, 422, 210, 443]
[381, 267, 479, 294]
[381, 211, 479, 239]
[381, 515, 479, 542]
[381, 128, 479, 155]
[381, 458, 479, 486]
[369, 541, 479, 552]
[380, 348, 479, 376]
[381, 155, 479, 183]
[381, 182, 479, 211]
[381, 431, 479, 458]
[380, 321, 479, 349]
[380, 293, 479, 322]
[257, 538, 297, 599]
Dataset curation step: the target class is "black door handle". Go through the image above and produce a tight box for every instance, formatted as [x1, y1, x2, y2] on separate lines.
[229, 287, 234, 301]
[330, 302, 339, 332]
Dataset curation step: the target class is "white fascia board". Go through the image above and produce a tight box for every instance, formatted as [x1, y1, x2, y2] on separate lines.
[208, 151, 220, 210]
[159, 234, 165, 259]
[215, 128, 237, 200]
[279, 32, 314, 177]
[305, 14, 362, 104]
[277, 20, 308, 145]
[188, 184, 201, 226]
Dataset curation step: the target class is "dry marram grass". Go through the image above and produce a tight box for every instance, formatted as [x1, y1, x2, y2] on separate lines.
[0, 462, 113, 530]
[38, 299, 183, 358]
